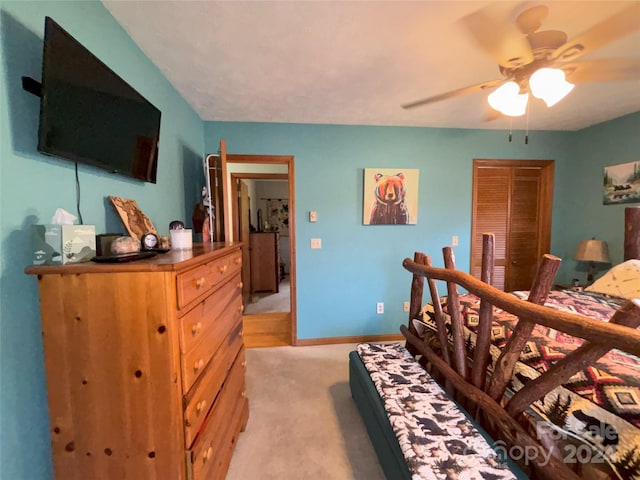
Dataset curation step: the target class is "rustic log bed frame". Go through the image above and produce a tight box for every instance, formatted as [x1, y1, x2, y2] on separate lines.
[350, 207, 640, 480]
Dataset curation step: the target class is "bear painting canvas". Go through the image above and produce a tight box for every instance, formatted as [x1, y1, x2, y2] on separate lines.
[363, 168, 419, 225]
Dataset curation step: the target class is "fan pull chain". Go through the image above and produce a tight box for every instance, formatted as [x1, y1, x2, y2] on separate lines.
[508, 117, 513, 143]
[525, 100, 530, 145]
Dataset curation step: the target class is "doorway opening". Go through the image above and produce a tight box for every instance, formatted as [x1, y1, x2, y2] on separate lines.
[223, 152, 297, 348]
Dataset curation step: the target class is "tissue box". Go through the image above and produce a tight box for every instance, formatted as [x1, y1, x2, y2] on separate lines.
[32, 225, 96, 265]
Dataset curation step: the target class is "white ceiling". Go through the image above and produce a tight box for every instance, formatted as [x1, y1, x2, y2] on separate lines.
[103, 1, 640, 131]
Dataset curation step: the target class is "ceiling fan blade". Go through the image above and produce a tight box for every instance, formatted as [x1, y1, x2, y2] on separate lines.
[459, 4, 534, 69]
[552, 2, 640, 62]
[562, 59, 640, 83]
[402, 79, 504, 110]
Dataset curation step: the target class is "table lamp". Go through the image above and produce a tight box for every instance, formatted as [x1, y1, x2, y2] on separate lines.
[573, 238, 611, 284]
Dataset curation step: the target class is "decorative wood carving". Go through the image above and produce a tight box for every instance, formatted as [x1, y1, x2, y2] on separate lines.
[108, 196, 158, 241]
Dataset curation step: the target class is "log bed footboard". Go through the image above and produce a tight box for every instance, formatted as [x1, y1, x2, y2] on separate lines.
[401, 235, 640, 479]
[350, 230, 640, 480]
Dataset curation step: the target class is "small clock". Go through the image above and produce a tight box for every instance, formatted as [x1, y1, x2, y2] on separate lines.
[141, 232, 159, 251]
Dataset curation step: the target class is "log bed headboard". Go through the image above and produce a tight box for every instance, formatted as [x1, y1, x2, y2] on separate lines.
[625, 206, 640, 260]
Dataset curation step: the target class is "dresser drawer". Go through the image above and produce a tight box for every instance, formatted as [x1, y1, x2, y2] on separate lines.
[226, 250, 243, 275]
[180, 296, 243, 393]
[183, 324, 244, 447]
[176, 252, 243, 310]
[188, 350, 247, 480]
[176, 263, 213, 309]
[179, 276, 242, 355]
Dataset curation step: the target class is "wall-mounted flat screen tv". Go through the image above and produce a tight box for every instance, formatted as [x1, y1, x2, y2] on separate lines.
[38, 17, 161, 183]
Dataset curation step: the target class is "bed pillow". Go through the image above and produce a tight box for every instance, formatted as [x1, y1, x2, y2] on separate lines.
[585, 259, 640, 300]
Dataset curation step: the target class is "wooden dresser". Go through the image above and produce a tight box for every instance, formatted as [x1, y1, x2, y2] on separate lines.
[249, 232, 279, 293]
[25, 243, 248, 480]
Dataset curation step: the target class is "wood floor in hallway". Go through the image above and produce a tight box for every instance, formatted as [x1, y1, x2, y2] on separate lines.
[242, 312, 291, 348]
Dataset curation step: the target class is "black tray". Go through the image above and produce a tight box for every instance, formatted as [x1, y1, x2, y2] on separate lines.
[146, 248, 170, 254]
[92, 251, 157, 263]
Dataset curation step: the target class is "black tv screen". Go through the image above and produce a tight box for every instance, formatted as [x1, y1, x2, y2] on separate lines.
[38, 17, 161, 183]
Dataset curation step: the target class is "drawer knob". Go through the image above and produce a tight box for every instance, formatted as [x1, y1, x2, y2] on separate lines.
[194, 359, 205, 373]
[196, 400, 207, 413]
[195, 277, 205, 289]
[241, 361, 247, 368]
[239, 305, 244, 313]
[203, 446, 213, 462]
[237, 281, 243, 289]
[234, 257, 241, 265]
[191, 322, 202, 335]
[218, 265, 228, 274]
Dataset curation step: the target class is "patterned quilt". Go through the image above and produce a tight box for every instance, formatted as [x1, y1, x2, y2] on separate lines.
[420, 289, 640, 480]
[357, 342, 518, 480]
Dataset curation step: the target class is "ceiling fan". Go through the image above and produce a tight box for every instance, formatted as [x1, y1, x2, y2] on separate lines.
[402, 2, 640, 117]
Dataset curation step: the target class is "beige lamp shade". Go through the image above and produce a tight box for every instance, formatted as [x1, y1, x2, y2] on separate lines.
[573, 239, 611, 264]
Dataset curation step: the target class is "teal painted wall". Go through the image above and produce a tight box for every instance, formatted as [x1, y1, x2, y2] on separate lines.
[204, 123, 578, 339]
[205, 115, 638, 340]
[1, 1, 638, 477]
[552, 112, 640, 276]
[0, 2, 204, 478]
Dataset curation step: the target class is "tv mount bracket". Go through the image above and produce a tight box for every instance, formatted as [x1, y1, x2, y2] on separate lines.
[22, 76, 42, 97]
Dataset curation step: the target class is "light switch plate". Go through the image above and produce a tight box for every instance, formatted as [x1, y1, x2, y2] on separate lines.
[309, 211, 317, 222]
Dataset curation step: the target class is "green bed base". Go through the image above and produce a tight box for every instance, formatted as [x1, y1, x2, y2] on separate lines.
[349, 350, 412, 480]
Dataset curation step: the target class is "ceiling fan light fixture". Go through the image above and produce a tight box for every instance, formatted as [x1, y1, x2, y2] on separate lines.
[529, 68, 575, 107]
[487, 81, 528, 117]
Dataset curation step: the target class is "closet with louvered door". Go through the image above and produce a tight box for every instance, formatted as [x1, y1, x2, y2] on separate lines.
[471, 159, 554, 291]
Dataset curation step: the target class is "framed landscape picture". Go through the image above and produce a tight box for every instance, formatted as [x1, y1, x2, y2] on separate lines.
[603, 161, 640, 205]
[363, 168, 419, 225]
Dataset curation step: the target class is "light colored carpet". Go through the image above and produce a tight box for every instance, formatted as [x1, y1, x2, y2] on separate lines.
[226, 343, 386, 480]
[244, 276, 290, 314]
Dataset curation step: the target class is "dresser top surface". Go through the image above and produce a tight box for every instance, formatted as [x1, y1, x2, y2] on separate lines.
[25, 242, 242, 275]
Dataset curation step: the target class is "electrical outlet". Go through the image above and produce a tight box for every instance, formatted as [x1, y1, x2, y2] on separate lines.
[310, 238, 322, 249]
[377, 302, 384, 314]
[452, 235, 459, 246]
[403, 301, 410, 312]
